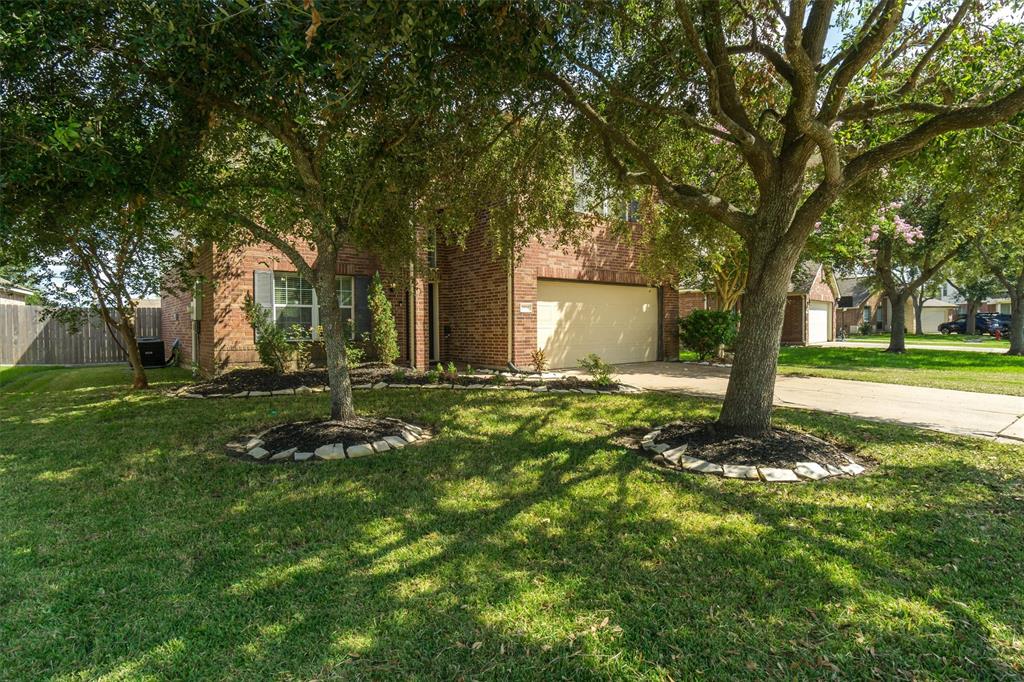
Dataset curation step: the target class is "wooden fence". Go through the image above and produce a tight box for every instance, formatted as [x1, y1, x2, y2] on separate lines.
[0, 304, 161, 366]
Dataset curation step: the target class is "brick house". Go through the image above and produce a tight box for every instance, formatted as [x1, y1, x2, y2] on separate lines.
[161, 219, 680, 373]
[678, 261, 838, 346]
[837, 276, 956, 334]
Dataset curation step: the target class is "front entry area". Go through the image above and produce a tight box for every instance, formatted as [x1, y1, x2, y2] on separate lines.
[536, 280, 658, 368]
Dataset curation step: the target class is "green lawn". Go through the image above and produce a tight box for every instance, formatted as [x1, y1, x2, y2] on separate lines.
[2, 367, 1023, 679]
[0, 364, 65, 388]
[846, 333, 1010, 348]
[774, 347, 1024, 395]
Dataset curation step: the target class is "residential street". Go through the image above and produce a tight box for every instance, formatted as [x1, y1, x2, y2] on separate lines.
[598, 362, 1024, 444]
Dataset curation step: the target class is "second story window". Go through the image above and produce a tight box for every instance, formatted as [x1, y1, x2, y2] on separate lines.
[426, 229, 437, 269]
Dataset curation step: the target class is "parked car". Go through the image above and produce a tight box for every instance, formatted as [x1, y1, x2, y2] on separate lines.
[938, 314, 1006, 335]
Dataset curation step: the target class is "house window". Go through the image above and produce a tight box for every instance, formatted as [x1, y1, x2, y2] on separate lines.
[863, 306, 871, 323]
[337, 275, 354, 337]
[426, 229, 437, 269]
[273, 272, 314, 333]
[271, 273, 355, 338]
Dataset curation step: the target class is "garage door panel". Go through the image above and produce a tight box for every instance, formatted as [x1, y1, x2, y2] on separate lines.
[537, 281, 658, 368]
[807, 301, 830, 344]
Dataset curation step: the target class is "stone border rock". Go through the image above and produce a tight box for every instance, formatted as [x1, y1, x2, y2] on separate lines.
[640, 424, 865, 483]
[177, 375, 643, 400]
[225, 419, 431, 463]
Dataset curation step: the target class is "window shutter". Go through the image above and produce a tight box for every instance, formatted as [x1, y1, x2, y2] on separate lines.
[354, 275, 372, 336]
[253, 270, 274, 339]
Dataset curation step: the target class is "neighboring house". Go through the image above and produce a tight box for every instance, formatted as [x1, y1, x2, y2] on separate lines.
[836, 276, 955, 334]
[837, 276, 885, 333]
[0, 277, 35, 305]
[977, 297, 1012, 315]
[161, 219, 680, 373]
[678, 261, 838, 346]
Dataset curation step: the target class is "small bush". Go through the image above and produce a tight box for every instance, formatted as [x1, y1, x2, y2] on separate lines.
[426, 368, 442, 384]
[491, 372, 507, 385]
[530, 347, 548, 372]
[289, 324, 313, 370]
[858, 321, 872, 336]
[390, 367, 407, 382]
[368, 272, 399, 365]
[243, 293, 291, 373]
[678, 309, 739, 361]
[578, 353, 613, 386]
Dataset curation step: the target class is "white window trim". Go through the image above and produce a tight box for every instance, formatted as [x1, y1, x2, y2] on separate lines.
[271, 272, 355, 340]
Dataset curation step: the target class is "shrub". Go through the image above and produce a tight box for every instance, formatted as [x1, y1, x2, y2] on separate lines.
[678, 309, 739, 361]
[289, 324, 313, 370]
[858, 322, 872, 336]
[243, 293, 291, 373]
[578, 353, 613, 386]
[530, 347, 548, 372]
[368, 272, 399, 365]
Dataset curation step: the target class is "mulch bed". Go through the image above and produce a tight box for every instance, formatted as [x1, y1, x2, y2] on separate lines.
[655, 421, 857, 470]
[258, 417, 412, 454]
[186, 364, 619, 396]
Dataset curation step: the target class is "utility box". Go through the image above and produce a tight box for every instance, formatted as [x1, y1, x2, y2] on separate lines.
[136, 338, 165, 368]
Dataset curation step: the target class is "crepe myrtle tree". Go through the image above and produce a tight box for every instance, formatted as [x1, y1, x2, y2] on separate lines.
[865, 198, 965, 352]
[146, 2, 579, 420]
[529, 1, 1024, 434]
[0, 2, 202, 389]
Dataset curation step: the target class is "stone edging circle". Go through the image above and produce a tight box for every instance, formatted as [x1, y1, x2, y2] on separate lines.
[226, 419, 431, 463]
[641, 424, 866, 483]
[178, 377, 643, 400]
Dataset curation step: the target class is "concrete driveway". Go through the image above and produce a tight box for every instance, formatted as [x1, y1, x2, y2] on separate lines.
[593, 361, 1024, 444]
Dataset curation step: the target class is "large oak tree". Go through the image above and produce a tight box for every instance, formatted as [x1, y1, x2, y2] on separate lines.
[531, 0, 1024, 434]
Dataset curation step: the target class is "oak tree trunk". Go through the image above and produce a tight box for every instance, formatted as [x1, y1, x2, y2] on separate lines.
[1009, 292, 1023, 356]
[886, 292, 909, 353]
[913, 297, 924, 336]
[118, 316, 149, 389]
[717, 232, 796, 436]
[966, 300, 978, 334]
[316, 259, 356, 421]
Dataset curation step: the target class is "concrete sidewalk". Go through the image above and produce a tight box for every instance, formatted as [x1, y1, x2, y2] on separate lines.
[592, 362, 1024, 444]
[821, 341, 1007, 353]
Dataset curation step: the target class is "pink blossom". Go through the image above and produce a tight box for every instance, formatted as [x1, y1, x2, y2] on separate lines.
[813, 221, 822, 232]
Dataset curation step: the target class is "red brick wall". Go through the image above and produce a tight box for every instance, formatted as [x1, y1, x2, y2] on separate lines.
[780, 296, 805, 344]
[437, 222, 509, 368]
[160, 276, 194, 366]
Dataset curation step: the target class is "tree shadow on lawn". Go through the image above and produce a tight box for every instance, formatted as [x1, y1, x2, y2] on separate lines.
[2, 385, 1022, 679]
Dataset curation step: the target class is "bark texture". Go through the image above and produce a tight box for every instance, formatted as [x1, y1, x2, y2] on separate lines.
[1009, 293, 1023, 355]
[886, 292, 909, 352]
[717, 235, 797, 435]
[118, 316, 149, 389]
[316, 256, 356, 421]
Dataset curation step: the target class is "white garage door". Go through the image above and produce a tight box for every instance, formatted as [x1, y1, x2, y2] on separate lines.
[920, 308, 949, 334]
[536, 280, 658, 368]
[808, 301, 831, 344]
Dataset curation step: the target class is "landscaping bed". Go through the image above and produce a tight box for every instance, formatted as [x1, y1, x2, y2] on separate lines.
[226, 417, 430, 463]
[642, 420, 866, 482]
[181, 364, 628, 397]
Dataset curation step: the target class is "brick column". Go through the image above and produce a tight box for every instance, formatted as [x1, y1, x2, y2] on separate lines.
[661, 286, 679, 360]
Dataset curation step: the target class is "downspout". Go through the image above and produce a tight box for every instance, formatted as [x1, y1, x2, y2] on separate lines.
[507, 260, 514, 366]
